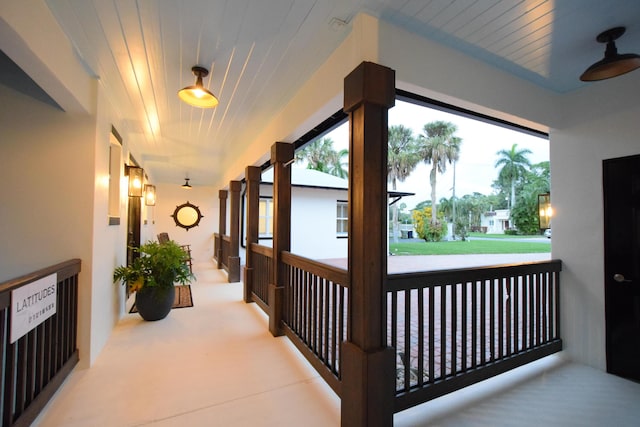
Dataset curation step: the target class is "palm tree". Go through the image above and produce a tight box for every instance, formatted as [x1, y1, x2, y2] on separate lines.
[295, 137, 347, 178]
[329, 148, 349, 179]
[494, 143, 532, 212]
[418, 121, 462, 224]
[388, 125, 420, 241]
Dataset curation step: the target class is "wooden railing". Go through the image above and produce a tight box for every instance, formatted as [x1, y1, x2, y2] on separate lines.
[213, 233, 221, 263]
[249, 243, 272, 311]
[0, 259, 81, 427]
[220, 235, 231, 271]
[386, 260, 562, 412]
[281, 251, 349, 396]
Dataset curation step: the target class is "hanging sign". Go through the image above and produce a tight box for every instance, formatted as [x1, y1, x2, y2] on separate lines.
[10, 273, 57, 343]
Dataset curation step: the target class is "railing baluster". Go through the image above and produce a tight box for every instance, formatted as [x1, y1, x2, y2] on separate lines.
[417, 288, 424, 387]
[461, 282, 467, 372]
[451, 283, 458, 376]
[471, 280, 478, 369]
[428, 287, 435, 384]
[488, 279, 500, 361]
[404, 290, 411, 390]
[480, 280, 486, 365]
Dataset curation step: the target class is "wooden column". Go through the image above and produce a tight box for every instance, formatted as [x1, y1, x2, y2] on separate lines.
[217, 190, 228, 270]
[228, 180, 242, 282]
[341, 61, 396, 427]
[268, 142, 294, 336]
[243, 166, 261, 302]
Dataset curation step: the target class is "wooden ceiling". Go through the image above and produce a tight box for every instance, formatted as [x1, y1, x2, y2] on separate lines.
[39, 0, 640, 185]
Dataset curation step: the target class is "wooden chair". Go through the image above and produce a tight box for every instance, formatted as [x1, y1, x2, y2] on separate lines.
[157, 232, 192, 273]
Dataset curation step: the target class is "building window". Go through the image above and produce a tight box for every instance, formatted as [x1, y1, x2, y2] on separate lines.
[259, 197, 273, 238]
[489, 220, 494, 226]
[337, 200, 348, 237]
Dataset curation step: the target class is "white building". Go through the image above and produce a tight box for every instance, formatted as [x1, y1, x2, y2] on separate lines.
[480, 209, 511, 234]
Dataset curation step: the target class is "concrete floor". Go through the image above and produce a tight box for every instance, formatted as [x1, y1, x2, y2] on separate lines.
[34, 257, 640, 426]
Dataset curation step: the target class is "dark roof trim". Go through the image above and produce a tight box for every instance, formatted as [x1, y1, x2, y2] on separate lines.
[396, 89, 548, 139]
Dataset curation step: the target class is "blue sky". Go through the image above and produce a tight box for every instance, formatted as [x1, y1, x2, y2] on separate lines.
[324, 100, 549, 210]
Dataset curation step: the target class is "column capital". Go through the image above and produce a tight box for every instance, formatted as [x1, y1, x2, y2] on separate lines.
[344, 61, 395, 113]
[270, 141, 294, 165]
[218, 189, 228, 200]
[246, 165, 262, 182]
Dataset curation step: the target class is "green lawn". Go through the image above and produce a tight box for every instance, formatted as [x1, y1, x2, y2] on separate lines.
[467, 232, 543, 239]
[389, 240, 550, 255]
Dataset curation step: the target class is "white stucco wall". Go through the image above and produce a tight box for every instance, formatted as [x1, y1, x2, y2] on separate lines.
[153, 183, 219, 265]
[0, 84, 97, 366]
[257, 185, 348, 260]
[550, 71, 640, 370]
[291, 187, 348, 260]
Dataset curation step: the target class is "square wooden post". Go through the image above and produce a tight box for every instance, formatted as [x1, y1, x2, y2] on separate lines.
[244, 166, 261, 302]
[228, 180, 242, 282]
[341, 61, 396, 427]
[217, 190, 228, 270]
[268, 142, 294, 337]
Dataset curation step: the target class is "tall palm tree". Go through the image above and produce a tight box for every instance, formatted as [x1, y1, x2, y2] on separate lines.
[494, 143, 532, 211]
[388, 125, 420, 241]
[418, 121, 462, 224]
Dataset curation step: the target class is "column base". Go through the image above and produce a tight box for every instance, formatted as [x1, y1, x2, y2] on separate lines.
[341, 342, 395, 427]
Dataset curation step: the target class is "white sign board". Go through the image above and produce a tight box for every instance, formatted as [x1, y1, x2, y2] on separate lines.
[11, 273, 57, 343]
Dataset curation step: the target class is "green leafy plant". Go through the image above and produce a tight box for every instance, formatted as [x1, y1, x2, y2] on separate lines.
[113, 240, 194, 293]
[412, 207, 448, 242]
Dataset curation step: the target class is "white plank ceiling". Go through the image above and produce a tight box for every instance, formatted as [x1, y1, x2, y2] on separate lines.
[37, 0, 640, 186]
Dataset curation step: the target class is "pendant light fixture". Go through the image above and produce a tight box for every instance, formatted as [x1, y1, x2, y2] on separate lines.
[181, 178, 192, 189]
[178, 66, 219, 108]
[580, 27, 640, 82]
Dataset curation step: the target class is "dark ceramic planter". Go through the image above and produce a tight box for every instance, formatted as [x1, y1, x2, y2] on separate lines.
[135, 286, 175, 321]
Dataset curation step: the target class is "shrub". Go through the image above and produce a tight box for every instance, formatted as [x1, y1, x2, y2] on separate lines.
[412, 207, 448, 242]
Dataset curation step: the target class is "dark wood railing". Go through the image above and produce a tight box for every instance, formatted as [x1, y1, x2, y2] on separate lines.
[0, 259, 81, 427]
[281, 251, 349, 396]
[249, 243, 272, 312]
[386, 260, 562, 412]
[220, 235, 231, 271]
[213, 233, 221, 263]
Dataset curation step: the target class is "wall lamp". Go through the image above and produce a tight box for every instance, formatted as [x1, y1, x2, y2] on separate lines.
[580, 27, 640, 81]
[178, 66, 219, 108]
[144, 184, 156, 206]
[538, 193, 552, 230]
[125, 165, 144, 198]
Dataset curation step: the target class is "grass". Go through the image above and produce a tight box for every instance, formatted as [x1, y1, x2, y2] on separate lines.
[389, 239, 550, 255]
[467, 232, 543, 239]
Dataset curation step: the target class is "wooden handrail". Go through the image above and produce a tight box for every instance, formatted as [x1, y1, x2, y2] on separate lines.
[249, 243, 274, 258]
[0, 259, 81, 310]
[281, 251, 349, 287]
[387, 259, 562, 291]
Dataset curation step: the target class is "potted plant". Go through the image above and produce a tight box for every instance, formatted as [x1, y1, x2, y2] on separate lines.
[113, 240, 194, 321]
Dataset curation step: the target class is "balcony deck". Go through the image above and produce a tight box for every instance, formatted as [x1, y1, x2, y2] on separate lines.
[34, 259, 640, 426]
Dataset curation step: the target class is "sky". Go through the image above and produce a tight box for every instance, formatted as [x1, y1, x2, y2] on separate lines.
[321, 100, 549, 210]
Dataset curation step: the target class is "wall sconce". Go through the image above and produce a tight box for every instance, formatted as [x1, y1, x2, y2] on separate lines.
[144, 184, 156, 206]
[538, 193, 552, 230]
[126, 165, 144, 198]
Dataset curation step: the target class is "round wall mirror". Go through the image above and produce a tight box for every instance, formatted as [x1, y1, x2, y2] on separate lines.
[171, 201, 203, 231]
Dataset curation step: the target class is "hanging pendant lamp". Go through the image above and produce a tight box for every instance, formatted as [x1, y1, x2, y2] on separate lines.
[178, 66, 219, 108]
[181, 178, 192, 189]
[580, 27, 640, 81]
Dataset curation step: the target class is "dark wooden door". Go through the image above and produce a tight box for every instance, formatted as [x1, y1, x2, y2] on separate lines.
[127, 196, 141, 265]
[603, 154, 640, 380]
